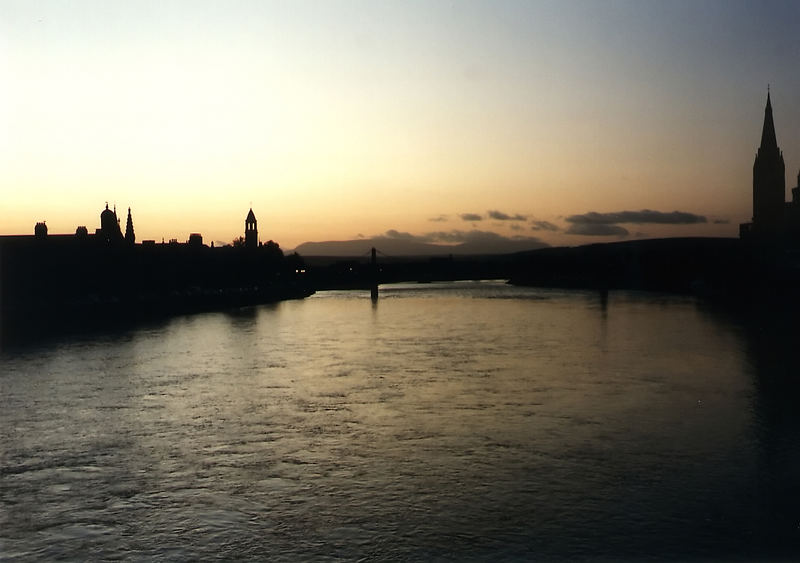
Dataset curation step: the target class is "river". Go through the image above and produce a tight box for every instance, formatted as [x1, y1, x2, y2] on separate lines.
[2, 281, 799, 561]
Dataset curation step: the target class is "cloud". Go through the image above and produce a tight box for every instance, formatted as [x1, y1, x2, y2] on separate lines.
[427, 230, 493, 243]
[488, 210, 527, 221]
[383, 229, 426, 241]
[379, 229, 543, 246]
[530, 220, 559, 231]
[426, 230, 548, 252]
[565, 209, 707, 225]
[428, 214, 449, 222]
[459, 213, 483, 221]
[510, 224, 523, 231]
[565, 223, 630, 236]
[713, 219, 730, 224]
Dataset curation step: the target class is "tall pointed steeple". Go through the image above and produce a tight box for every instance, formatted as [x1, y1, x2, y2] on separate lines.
[125, 207, 135, 245]
[752, 90, 785, 232]
[759, 91, 779, 154]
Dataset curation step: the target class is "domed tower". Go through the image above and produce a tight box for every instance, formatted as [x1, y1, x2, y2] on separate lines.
[245, 208, 258, 249]
[100, 203, 123, 244]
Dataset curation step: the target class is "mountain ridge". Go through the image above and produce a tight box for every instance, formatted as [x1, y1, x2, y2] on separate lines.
[290, 237, 549, 257]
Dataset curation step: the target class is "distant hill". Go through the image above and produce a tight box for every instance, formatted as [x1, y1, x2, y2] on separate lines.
[509, 237, 747, 294]
[292, 236, 549, 257]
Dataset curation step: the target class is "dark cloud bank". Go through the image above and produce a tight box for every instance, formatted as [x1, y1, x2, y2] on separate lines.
[567, 209, 707, 225]
[459, 210, 529, 222]
[530, 220, 559, 232]
[565, 209, 707, 236]
[488, 210, 527, 221]
[381, 228, 542, 246]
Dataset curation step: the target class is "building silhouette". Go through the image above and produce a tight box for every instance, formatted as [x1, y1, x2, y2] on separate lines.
[2, 203, 278, 252]
[34, 222, 47, 239]
[99, 203, 124, 244]
[740, 92, 800, 241]
[0, 204, 309, 340]
[245, 208, 258, 249]
[125, 207, 135, 245]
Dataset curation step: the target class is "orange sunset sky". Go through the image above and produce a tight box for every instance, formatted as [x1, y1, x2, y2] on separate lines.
[2, 1, 800, 250]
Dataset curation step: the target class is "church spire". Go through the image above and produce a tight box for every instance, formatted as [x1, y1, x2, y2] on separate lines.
[125, 207, 135, 245]
[751, 89, 785, 232]
[760, 90, 779, 153]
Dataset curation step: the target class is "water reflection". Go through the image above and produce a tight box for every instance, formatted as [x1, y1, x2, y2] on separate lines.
[2, 284, 800, 560]
[224, 304, 260, 323]
[733, 302, 800, 554]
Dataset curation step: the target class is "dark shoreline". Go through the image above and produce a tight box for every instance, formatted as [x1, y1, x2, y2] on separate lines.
[1, 284, 315, 347]
[0, 235, 313, 346]
[303, 236, 800, 300]
[6, 235, 800, 346]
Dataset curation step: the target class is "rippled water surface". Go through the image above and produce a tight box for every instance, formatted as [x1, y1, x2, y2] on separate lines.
[3, 282, 800, 561]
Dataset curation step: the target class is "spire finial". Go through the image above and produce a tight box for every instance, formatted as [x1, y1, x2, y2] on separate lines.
[760, 88, 778, 152]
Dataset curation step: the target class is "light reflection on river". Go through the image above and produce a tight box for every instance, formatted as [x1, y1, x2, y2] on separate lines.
[2, 281, 800, 560]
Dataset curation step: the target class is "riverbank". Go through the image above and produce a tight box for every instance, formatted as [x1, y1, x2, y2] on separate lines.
[1, 283, 315, 345]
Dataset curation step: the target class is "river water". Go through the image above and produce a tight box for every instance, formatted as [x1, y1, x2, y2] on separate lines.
[2, 281, 800, 561]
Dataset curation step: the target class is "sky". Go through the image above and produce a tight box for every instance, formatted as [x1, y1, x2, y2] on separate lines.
[2, 0, 800, 250]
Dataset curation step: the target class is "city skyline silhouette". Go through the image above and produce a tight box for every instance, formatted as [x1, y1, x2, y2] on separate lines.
[6, 6, 800, 559]
[3, 2, 800, 249]
[9, 90, 800, 258]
